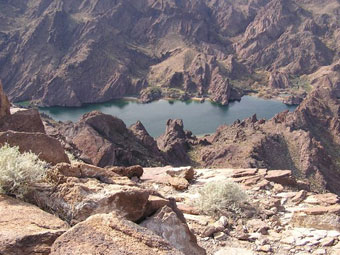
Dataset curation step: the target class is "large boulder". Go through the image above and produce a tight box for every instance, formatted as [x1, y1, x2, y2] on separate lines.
[0, 131, 69, 165]
[52, 111, 164, 167]
[141, 206, 206, 255]
[0, 109, 45, 133]
[50, 213, 183, 255]
[0, 195, 69, 255]
[28, 163, 149, 225]
[0, 81, 10, 120]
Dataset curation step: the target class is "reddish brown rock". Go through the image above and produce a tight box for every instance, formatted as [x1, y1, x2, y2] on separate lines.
[231, 169, 259, 178]
[296, 205, 340, 216]
[0, 109, 45, 133]
[305, 193, 339, 205]
[0, 195, 69, 255]
[177, 203, 200, 215]
[29, 164, 149, 225]
[51, 213, 183, 255]
[0, 130, 69, 165]
[157, 119, 192, 165]
[291, 206, 340, 231]
[0, 81, 10, 120]
[109, 165, 144, 179]
[129, 120, 162, 156]
[144, 195, 171, 218]
[51, 162, 134, 185]
[168, 177, 190, 191]
[292, 190, 308, 204]
[52, 111, 164, 167]
[269, 71, 292, 89]
[265, 170, 296, 186]
[141, 206, 206, 255]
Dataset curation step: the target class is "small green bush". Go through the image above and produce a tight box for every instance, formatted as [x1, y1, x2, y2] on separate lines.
[0, 143, 48, 198]
[192, 180, 248, 218]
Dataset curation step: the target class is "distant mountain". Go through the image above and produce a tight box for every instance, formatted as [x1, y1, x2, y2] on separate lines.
[0, 0, 339, 106]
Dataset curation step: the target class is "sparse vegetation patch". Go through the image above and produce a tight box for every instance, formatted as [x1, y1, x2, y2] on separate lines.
[0, 143, 48, 198]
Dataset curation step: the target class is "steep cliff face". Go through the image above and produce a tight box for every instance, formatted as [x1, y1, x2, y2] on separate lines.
[0, 0, 339, 106]
[193, 63, 340, 194]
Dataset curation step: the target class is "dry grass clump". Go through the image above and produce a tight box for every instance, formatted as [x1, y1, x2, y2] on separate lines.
[0, 143, 48, 198]
[193, 180, 248, 218]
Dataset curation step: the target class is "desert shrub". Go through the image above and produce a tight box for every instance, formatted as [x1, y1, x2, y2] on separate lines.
[192, 180, 248, 218]
[0, 143, 48, 198]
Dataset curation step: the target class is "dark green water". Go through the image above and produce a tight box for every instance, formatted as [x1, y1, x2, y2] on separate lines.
[39, 96, 296, 137]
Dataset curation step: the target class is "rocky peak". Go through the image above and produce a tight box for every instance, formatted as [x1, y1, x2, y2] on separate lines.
[129, 120, 162, 155]
[157, 119, 192, 165]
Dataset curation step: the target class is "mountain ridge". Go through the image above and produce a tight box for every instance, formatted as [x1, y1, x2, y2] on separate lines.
[0, 0, 339, 106]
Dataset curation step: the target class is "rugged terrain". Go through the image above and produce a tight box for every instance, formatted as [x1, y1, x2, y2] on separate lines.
[38, 61, 340, 196]
[0, 0, 339, 106]
[1, 65, 340, 254]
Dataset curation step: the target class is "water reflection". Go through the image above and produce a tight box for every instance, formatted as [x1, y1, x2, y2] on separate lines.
[38, 96, 296, 137]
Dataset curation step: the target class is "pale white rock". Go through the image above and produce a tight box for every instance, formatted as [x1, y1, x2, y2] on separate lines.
[214, 247, 254, 255]
[281, 236, 296, 245]
[275, 192, 298, 198]
[213, 232, 227, 241]
[312, 230, 328, 239]
[218, 216, 229, 228]
[295, 239, 310, 246]
[328, 230, 340, 238]
[313, 248, 327, 255]
[321, 236, 336, 247]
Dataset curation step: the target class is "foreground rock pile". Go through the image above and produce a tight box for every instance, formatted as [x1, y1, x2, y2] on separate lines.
[141, 166, 340, 255]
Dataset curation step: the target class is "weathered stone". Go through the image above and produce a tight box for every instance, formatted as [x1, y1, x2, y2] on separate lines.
[291, 208, 340, 231]
[257, 244, 272, 252]
[0, 195, 69, 255]
[166, 166, 195, 181]
[54, 111, 164, 167]
[51, 162, 133, 185]
[141, 206, 206, 255]
[109, 165, 144, 178]
[247, 219, 270, 235]
[29, 169, 149, 225]
[144, 195, 170, 218]
[157, 119, 191, 165]
[215, 247, 254, 255]
[202, 220, 225, 238]
[265, 170, 296, 186]
[0, 81, 10, 120]
[177, 203, 200, 215]
[321, 236, 336, 247]
[305, 193, 339, 205]
[168, 176, 190, 190]
[0, 109, 45, 133]
[51, 213, 183, 255]
[213, 232, 227, 241]
[298, 205, 340, 215]
[292, 190, 308, 204]
[0, 130, 69, 165]
[232, 169, 258, 178]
